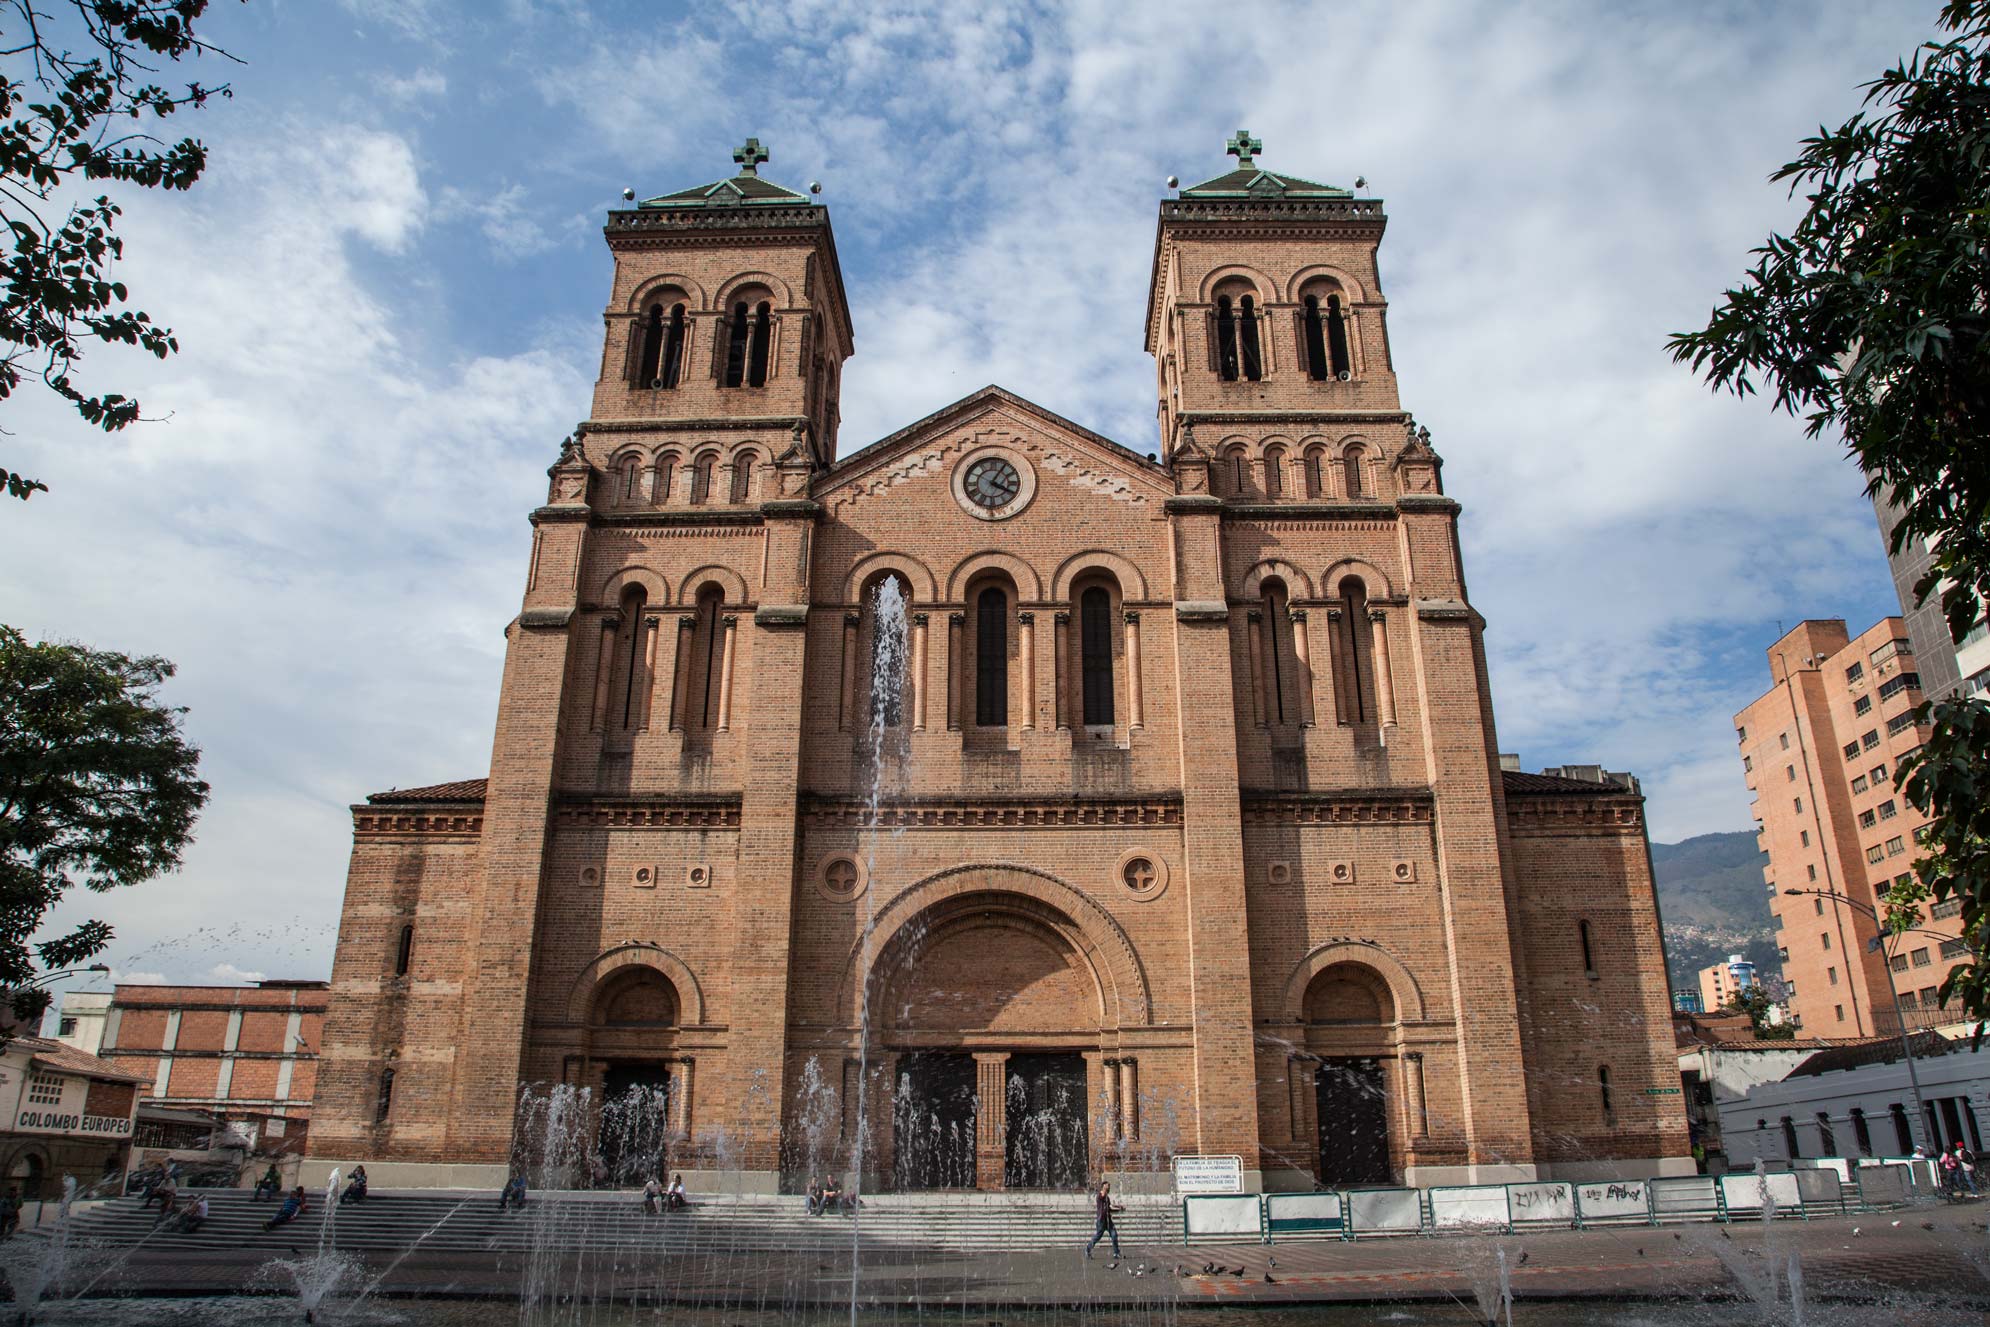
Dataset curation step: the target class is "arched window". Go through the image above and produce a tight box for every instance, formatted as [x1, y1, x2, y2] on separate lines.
[1598, 1066, 1613, 1121]
[690, 453, 715, 504]
[1303, 447, 1325, 498]
[1215, 295, 1239, 381]
[1080, 585, 1114, 726]
[729, 451, 755, 504]
[1336, 577, 1374, 723]
[865, 573, 910, 728]
[1851, 1106, 1873, 1156]
[723, 301, 751, 387]
[653, 454, 676, 505]
[1224, 446, 1249, 497]
[394, 924, 413, 977]
[1781, 1115, 1801, 1159]
[660, 303, 686, 389]
[1260, 580, 1295, 724]
[375, 1066, 395, 1124]
[1342, 444, 1367, 499]
[635, 303, 665, 387]
[1326, 294, 1352, 378]
[617, 586, 648, 729]
[1263, 446, 1285, 498]
[1302, 294, 1329, 381]
[746, 301, 772, 387]
[1578, 920, 1595, 975]
[975, 585, 1008, 727]
[1238, 295, 1263, 380]
[1816, 1111, 1836, 1156]
[619, 455, 642, 504]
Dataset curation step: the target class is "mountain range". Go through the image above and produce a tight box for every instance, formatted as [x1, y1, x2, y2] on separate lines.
[1646, 830, 1780, 997]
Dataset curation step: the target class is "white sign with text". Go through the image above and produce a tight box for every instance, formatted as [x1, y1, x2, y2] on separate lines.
[1172, 1154, 1245, 1194]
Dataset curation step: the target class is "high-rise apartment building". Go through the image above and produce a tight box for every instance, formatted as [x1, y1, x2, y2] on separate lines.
[1871, 491, 1990, 702]
[1735, 619, 1967, 1036]
[1697, 955, 1757, 1014]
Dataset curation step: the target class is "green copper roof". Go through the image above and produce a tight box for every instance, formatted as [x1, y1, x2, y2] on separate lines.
[1178, 128, 1351, 200]
[638, 138, 814, 209]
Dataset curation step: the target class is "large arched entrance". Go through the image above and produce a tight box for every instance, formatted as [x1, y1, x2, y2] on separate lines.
[864, 884, 1124, 1190]
[1304, 961, 1398, 1186]
[583, 964, 680, 1185]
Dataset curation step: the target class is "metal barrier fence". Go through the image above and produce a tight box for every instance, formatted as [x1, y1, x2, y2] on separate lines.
[1180, 1156, 1942, 1243]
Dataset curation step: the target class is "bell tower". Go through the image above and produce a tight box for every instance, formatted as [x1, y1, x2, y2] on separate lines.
[593, 139, 854, 469]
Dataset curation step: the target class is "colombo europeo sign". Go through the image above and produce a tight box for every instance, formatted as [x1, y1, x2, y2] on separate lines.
[13, 1108, 132, 1139]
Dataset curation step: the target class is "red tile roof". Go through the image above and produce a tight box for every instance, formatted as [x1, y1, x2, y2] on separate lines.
[21, 1037, 151, 1085]
[365, 778, 488, 804]
[1500, 770, 1628, 796]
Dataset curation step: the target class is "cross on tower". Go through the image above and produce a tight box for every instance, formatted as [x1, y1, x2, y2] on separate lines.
[1225, 129, 1262, 169]
[733, 138, 770, 176]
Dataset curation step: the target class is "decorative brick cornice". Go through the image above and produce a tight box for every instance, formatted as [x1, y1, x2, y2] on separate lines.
[517, 607, 575, 630]
[1163, 495, 1223, 513]
[1225, 503, 1395, 523]
[1159, 199, 1387, 226]
[1176, 409, 1408, 427]
[530, 505, 591, 525]
[800, 793, 1183, 830]
[1239, 788, 1435, 825]
[581, 415, 807, 434]
[596, 509, 764, 529]
[1504, 797, 1645, 834]
[755, 604, 809, 628]
[352, 807, 485, 838]
[553, 794, 743, 829]
[760, 499, 822, 518]
[1396, 494, 1462, 515]
[1174, 601, 1229, 622]
[607, 206, 827, 235]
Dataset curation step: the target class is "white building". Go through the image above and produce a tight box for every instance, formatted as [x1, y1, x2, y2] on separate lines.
[50, 990, 111, 1056]
[1717, 1034, 1987, 1168]
[1678, 1041, 1821, 1173]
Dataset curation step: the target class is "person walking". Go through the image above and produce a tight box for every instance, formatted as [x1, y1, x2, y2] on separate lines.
[1953, 1142, 1980, 1196]
[1085, 1180, 1122, 1260]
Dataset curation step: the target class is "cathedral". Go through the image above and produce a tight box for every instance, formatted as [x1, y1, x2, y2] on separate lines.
[310, 134, 1690, 1193]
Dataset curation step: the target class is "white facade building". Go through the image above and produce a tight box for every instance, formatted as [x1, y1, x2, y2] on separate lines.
[1717, 1036, 1987, 1168]
[51, 991, 111, 1056]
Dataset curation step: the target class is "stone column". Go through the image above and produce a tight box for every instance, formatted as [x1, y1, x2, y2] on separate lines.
[1053, 612, 1071, 730]
[946, 612, 964, 730]
[838, 613, 859, 731]
[1124, 611, 1143, 729]
[1017, 611, 1036, 731]
[1289, 609, 1316, 726]
[590, 616, 618, 731]
[1118, 1059, 1139, 1141]
[1369, 609, 1397, 729]
[715, 614, 739, 732]
[1246, 609, 1267, 727]
[671, 1057, 695, 1142]
[974, 1052, 1009, 1191]
[911, 613, 928, 731]
[669, 615, 695, 731]
[636, 615, 661, 730]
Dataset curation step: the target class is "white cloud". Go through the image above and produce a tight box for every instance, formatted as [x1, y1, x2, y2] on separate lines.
[207, 963, 268, 984]
[379, 67, 449, 105]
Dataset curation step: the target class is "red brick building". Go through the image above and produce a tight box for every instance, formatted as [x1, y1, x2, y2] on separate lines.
[103, 981, 327, 1155]
[310, 135, 1689, 1192]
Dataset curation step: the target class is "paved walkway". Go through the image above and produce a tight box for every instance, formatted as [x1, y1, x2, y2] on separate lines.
[37, 1206, 1990, 1312]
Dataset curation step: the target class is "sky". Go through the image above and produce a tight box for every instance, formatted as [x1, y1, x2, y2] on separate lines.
[0, 0, 1935, 997]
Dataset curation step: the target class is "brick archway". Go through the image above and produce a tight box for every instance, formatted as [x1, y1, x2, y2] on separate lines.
[565, 943, 706, 1026]
[834, 864, 1152, 1028]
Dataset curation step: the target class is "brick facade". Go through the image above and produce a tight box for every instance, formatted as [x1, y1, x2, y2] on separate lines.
[309, 140, 1689, 1191]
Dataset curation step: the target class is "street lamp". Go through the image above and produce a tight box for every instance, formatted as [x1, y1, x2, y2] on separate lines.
[23, 964, 110, 990]
[1782, 887, 1932, 1152]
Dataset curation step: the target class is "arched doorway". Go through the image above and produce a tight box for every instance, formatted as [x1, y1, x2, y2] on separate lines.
[586, 965, 679, 1186]
[7, 1149, 46, 1203]
[1305, 962, 1397, 1186]
[868, 889, 1109, 1190]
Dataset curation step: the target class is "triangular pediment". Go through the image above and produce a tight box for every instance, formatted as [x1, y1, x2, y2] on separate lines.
[817, 385, 1171, 517]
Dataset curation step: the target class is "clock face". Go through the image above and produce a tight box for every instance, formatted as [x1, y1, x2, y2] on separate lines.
[964, 457, 1021, 509]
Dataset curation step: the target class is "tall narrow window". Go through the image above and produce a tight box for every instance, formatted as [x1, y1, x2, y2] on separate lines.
[729, 452, 755, 504]
[1851, 1106, 1872, 1156]
[653, 455, 676, 505]
[746, 301, 772, 387]
[1227, 448, 1248, 496]
[375, 1067, 395, 1124]
[635, 303, 665, 387]
[394, 924, 413, 977]
[1343, 444, 1367, 499]
[1239, 295, 1263, 380]
[1215, 295, 1240, 381]
[691, 454, 714, 504]
[1816, 1111, 1836, 1156]
[1261, 582, 1291, 724]
[1781, 1115, 1801, 1159]
[1302, 295, 1329, 380]
[723, 301, 750, 387]
[620, 456, 642, 502]
[1598, 1066, 1613, 1120]
[1578, 920, 1596, 975]
[1326, 294, 1352, 378]
[619, 587, 648, 728]
[659, 303, 686, 388]
[976, 586, 1008, 726]
[1263, 446, 1285, 498]
[868, 576, 908, 728]
[694, 588, 725, 729]
[1338, 578, 1372, 722]
[1303, 448, 1324, 498]
[1080, 586, 1114, 726]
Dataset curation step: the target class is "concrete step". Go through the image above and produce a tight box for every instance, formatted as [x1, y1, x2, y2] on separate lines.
[40, 1192, 1185, 1254]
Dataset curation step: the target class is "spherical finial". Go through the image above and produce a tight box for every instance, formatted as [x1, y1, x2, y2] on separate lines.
[1166, 175, 1179, 189]
[808, 181, 822, 195]
[1354, 176, 1367, 191]
[622, 187, 635, 201]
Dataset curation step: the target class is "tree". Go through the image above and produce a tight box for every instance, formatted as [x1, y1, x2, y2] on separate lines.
[1725, 984, 1796, 1041]
[1669, 0, 1990, 1035]
[0, 1, 241, 505]
[0, 624, 206, 1024]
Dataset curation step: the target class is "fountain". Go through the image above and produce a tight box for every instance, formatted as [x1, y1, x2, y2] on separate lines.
[254, 1169, 362, 1323]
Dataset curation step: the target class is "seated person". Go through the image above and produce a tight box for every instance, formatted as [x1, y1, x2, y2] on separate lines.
[665, 1174, 686, 1210]
[177, 1194, 210, 1234]
[253, 1164, 283, 1201]
[643, 1177, 663, 1214]
[806, 1176, 824, 1216]
[339, 1165, 368, 1205]
[263, 1186, 308, 1232]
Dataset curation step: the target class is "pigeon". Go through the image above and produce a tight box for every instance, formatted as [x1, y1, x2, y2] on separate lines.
[1719, 1229, 1732, 1240]
[1672, 1233, 1681, 1241]
[1263, 1272, 1275, 1284]
[1233, 1266, 1247, 1276]
[1922, 1221, 1936, 1231]
[1267, 1257, 1277, 1267]
[1637, 1249, 1644, 1258]
[1203, 1262, 1216, 1275]
[1517, 1251, 1529, 1266]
